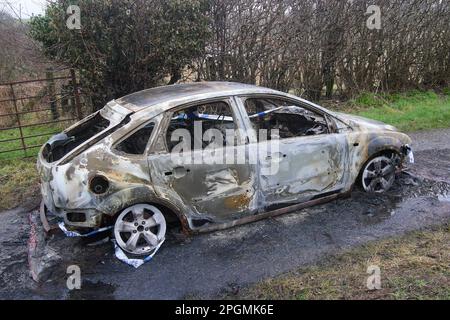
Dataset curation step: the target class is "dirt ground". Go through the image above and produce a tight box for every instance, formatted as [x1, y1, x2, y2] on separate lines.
[0, 129, 449, 299]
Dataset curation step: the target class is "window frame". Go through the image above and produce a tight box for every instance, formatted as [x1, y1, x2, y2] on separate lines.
[235, 94, 335, 142]
[159, 97, 246, 154]
[112, 117, 158, 157]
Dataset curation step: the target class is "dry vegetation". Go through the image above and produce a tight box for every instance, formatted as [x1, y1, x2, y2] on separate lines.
[233, 225, 450, 300]
[0, 10, 81, 159]
[28, 0, 449, 107]
[197, 0, 449, 100]
[0, 11, 49, 83]
[0, 158, 40, 211]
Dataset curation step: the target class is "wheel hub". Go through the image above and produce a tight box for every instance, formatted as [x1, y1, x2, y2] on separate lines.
[114, 204, 167, 255]
[362, 155, 397, 193]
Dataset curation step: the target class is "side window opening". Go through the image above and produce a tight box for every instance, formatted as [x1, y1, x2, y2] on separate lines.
[166, 101, 236, 152]
[116, 122, 155, 155]
[244, 98, 329, 140]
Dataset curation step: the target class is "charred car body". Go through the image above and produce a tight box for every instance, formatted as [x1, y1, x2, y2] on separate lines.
[37, 82, 413, 255]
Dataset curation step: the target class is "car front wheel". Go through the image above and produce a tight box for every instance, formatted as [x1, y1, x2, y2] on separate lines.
[360, 155, 397, 193]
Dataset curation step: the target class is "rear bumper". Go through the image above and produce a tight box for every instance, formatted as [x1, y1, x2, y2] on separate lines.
[38, 155, 104, 229]
[40, 199, 104, 230]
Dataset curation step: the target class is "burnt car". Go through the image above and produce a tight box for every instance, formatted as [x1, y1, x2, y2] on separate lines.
[37, 82, 413, 255]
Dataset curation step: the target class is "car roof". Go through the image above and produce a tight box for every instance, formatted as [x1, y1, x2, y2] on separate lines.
[115, 81, 280, 112]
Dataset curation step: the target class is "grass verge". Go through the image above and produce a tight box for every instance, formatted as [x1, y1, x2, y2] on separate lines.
[233, 225, 450, 300]
[334, 90, 450, 132]
[0, 158, 40, 211]
[0, 122, 66, 160]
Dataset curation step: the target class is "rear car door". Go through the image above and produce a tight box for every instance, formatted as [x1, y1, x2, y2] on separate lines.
[147, 98, 259, 222]
[236, 95, 350, 207]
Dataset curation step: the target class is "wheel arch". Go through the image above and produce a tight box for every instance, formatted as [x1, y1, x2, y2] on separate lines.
[356, 148, 401, 189]
[357, 133, 407, 177]
[97, 186, 191, 233]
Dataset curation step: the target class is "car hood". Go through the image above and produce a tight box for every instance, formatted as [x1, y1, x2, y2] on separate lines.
[333, 112, 398, 132]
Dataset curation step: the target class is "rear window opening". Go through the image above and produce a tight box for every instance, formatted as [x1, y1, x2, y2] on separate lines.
[68, 112, 110, 138]
[42, 112, 111, 163]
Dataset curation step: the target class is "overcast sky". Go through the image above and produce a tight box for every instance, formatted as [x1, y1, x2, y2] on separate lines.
[1, 0, 47, 18]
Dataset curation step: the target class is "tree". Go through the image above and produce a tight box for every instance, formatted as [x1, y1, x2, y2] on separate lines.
[29, 0, 449, 104]
[29, 0, 210, 109]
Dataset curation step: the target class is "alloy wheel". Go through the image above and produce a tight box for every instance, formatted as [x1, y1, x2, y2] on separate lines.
[362, 155, 397, 193]
[114, 204, 166, 255]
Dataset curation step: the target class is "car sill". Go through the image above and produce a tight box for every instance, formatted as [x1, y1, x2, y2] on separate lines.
[194, 191, 350, 233]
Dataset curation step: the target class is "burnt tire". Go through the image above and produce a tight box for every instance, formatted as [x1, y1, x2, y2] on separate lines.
[359, 155, 397, 193]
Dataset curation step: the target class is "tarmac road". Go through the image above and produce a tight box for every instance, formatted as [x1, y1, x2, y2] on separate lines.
[0, 129, 449, 299]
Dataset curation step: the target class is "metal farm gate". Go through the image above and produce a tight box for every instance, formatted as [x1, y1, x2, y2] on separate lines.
[0, 69, 85, 159]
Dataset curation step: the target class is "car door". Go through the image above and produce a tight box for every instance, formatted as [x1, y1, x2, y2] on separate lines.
[147, 98, 259, 222]
[236, 95, 350, 207]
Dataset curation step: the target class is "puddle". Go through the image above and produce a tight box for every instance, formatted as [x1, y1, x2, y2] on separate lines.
[361, 195, 400, 218]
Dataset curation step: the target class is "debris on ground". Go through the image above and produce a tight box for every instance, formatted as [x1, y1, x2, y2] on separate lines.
[28, 211, 62, 282]
[59, 220, 165, 269]
[112, 238, 165, 268]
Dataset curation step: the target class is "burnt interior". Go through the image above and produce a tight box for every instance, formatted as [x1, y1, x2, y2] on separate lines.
[42, 112, 110, 162]
[166, 101, 236, 151]
[116, 122, 155, 154]
[245, 98, 328, 139]
[259, 111, 328, 138]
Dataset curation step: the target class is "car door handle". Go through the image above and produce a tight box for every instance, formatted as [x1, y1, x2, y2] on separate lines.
[265, 152, 286, 161]
[165, 166, 190, 178]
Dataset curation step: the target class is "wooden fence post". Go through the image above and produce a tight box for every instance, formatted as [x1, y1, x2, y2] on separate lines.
[9, 84, 27, 157]
[46, 68, 59, 120]
[70, 69, 83, 120]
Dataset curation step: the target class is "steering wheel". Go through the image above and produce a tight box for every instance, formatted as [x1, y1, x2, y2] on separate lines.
[305, 124, 326, 136]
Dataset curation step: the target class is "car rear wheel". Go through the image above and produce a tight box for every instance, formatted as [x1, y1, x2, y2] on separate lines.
[361, 155, 397, 193]
[114, 204, 166, 255]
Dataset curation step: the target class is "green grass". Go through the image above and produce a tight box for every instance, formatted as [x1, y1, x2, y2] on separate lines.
[0, 122, 66, 159]
[345, 90, 450, 132]
[0, 157, 40, 210]
[232, 225, 450, 300]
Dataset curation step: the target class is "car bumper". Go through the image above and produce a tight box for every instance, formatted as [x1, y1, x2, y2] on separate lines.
[38, 153, 104, 230]
[40, 197, 104, 230]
